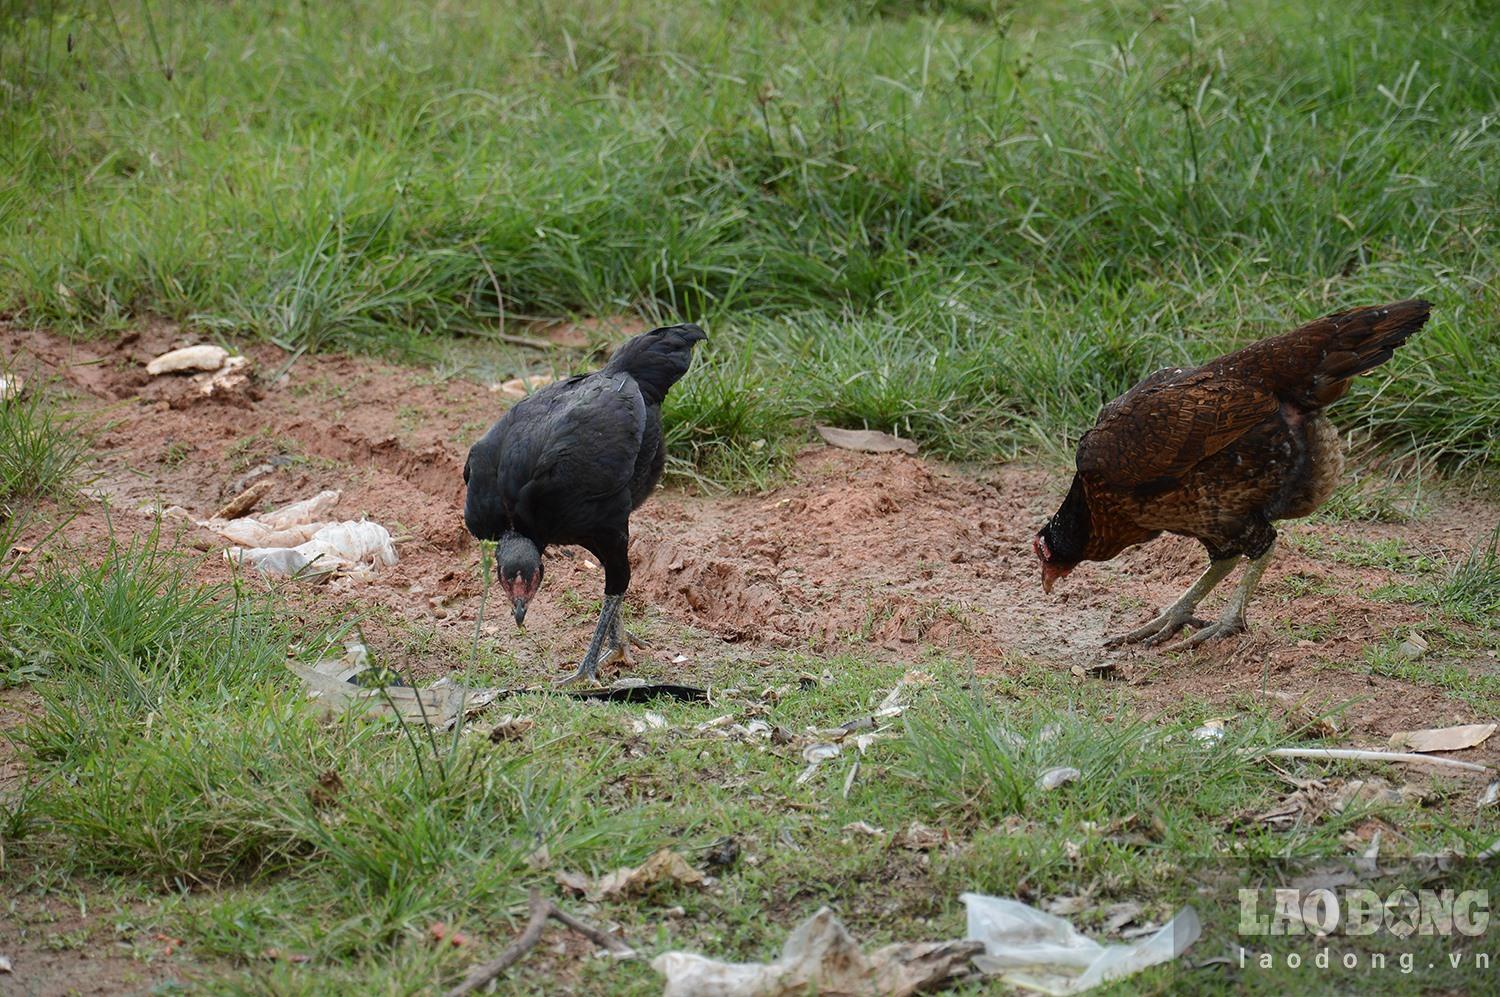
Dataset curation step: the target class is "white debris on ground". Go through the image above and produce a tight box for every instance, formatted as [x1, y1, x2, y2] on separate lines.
[964, 894, 1200, 995]
[286, 640, 502, 728]
[652, 895, 1200, 996]
[145, 343, 252, 398]
[184, 489, 398, 578]
[146, 344, 230, 374]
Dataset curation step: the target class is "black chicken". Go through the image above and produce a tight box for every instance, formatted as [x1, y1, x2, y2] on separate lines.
[464, 324, 707, 683]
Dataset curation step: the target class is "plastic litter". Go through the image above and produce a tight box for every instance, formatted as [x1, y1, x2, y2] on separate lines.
[654, 907, 980, 997]
[652, 894, 1199, 996]
[963, 894, 1200, 995]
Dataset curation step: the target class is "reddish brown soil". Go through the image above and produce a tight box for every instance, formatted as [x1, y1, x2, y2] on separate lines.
[5, 321, 1499, 764]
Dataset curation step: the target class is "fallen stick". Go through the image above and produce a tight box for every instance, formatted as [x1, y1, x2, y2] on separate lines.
[1261, 747, 1491, 773]
[445, 889, 633, 996]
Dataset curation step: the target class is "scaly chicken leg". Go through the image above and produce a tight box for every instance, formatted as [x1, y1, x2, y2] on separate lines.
[1167, 541, 1275, 649]
[556, 594, 626, 685]
[1104, 557, 1237, 647]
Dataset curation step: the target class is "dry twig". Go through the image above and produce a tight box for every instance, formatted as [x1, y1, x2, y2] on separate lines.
[446, 889, 633, 996]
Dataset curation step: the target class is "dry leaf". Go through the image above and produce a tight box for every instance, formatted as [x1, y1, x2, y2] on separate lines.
[843, 821, 886, 837]
[815, 425, 919, 455]
[1388, 723, 1497, 753]
[559, 848, 707, 902]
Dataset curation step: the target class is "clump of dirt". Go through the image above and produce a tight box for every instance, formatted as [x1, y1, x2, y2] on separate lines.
[6, 320, 1499, 756]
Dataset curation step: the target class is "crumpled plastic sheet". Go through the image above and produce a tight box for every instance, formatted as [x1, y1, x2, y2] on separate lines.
[287, 646, 501, 729]
[963, 894, 1201, 995]
[651, 895, 1200, 996]
[653, 907, 980, 997]
[203, 490, 398, 576]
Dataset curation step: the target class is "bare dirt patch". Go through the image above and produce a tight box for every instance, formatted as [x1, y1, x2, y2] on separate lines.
[6, 322, 1498, 760]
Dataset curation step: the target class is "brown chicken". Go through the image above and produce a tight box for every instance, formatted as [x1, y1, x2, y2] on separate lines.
[1034, 299, 1431, 648]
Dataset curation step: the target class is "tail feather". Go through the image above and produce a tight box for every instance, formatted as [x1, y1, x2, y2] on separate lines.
[1315, 298, 1431, 384]
[602, 323, 707, 405]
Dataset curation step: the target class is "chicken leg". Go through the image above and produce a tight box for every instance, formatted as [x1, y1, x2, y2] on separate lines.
[556, 593, 626, 685]
[1167, 541, 1275, 649]
[1104, 557, 1237, 647]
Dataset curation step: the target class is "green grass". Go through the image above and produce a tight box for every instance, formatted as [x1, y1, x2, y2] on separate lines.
[0, 376, 88, 517]
[3, 0, 1500, 481]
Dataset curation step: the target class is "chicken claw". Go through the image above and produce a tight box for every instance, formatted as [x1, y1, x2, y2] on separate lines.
[1104, 609, 1211, 648]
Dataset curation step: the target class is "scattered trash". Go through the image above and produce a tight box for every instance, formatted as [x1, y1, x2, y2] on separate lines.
[631, 711, 668, 734]
[843, 821, 886, 837]
[897, 821, 951, 852]
[198, 354, 252, 397]
[196, 489, 399, 578]
[213, 478, 275, 520]
[0, 374, 22, 402]
[286, 641, 502, 728]
[1071, 660, 1119, 681]
[796, 742, 841, 785]
[229, 520, 398, 578]
[1395, 633, 1429, 661]
[1387, 723, 1497, 753]
[815, 425, 919, 455]
[1190, 718, 1229, 743]
[556, 848, 707, 902]
[146, 344, 230, 374]
[964, 894, 1200, 995]
[1257, 747, 1491, 774]
[491, 374, 555, 398]
[1038, 766, 1082, 791]
[1481, 782, 1498, 809]
[654, 906, 980, 997]
[1042, 896, 1090, 917]
[1332, 778, 1416, 813]
[1101, 902, 1144, 935]
[488, 715, 535, 742]
[0, 954, 10, 973]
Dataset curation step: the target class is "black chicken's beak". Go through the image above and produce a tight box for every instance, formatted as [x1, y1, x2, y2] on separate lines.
[512, 597, 528, 628]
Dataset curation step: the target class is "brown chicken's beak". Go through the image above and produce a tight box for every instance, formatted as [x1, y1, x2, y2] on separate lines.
[1041, 562, 1069, 595]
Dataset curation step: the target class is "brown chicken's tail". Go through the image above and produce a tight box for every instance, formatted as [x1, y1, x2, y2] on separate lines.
[1314, 298, 1432, 383]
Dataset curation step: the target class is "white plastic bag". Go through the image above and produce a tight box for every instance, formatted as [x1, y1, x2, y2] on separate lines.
[963, 894, 1200, 995]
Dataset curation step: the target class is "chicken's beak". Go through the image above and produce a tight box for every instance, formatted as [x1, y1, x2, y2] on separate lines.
[1041, 562, 1069, 595]
[512, 596, 529, 628]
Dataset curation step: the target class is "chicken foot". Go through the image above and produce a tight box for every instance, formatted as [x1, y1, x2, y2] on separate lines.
[1104, 557, 1237, 647]
[1166, 541, 1275, 649]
